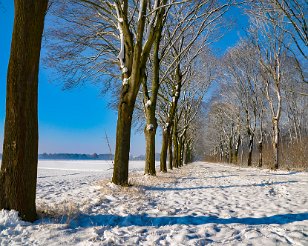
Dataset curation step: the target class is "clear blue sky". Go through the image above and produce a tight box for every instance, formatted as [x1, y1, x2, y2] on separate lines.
[0, 2, 247, 155]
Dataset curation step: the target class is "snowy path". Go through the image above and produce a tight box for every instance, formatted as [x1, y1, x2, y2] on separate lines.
[0, 161, 308, 245]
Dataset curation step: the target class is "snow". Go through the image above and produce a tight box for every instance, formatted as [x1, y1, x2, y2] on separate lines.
[145, 100, 152, 108]
[122, 67, 128, 74]
[122, 78, 129, 85]
[146, 124, 154, 131]
[0, 161, 307, 245]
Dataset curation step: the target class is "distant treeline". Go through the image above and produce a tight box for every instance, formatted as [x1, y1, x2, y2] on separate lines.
[33, 153, 161, 161]
[39, 153, 113, 160]
[0, 153, 161, 161]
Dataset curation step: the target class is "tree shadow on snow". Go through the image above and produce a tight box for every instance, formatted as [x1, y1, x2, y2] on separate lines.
[206, 175, 239, 179]
[69, 212, 308, 228]
[142, 180, 298, 191]
[246, 172, 300, 177]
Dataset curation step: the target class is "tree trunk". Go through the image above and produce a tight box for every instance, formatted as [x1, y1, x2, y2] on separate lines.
[178, 137, 182, 167]
[144, 113, 157, 175]
[160, 130, 169, 172]
[234, 135, 241, 164]
[0, 0, 48, 222]
[247, 134, 254, 166]
[273, 120, 280, 169]
[168, 133, 173, 170]
[143, 26, 162, 176]
[184, 140, 191, 164]
[184, 146, 189, 164]
[240, 145, 244, 165]
[258, 141, 263, 168]
[228, 136, 233, 163]
[112, 100, 134, 185]
[187, 144, 192, 163]
[173, 120, 179, 168]
[179, 137, 184, 166]
[219, 142, 224, 162]
[112, 22, 146, 185]
[112, 0, 167, 185]
[159, 66, 182, 170]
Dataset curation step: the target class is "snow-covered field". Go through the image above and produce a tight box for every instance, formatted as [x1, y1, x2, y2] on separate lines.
[0, 160, 308, 245]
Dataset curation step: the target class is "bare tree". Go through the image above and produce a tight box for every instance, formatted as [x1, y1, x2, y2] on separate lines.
[141, 0, 217, 175]
[223, 41, 267, 166]
[249, 11, 290, 169]
[249, 0, 307, 58]
[157, 1, 231, 171]
[46, 0, 169, 185]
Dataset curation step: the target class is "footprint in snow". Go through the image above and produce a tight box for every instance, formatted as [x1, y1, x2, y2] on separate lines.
[268, 187, 276, 196]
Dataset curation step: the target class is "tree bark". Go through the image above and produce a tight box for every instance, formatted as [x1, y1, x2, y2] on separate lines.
[112, 0, 168, 185]
[178, 136, 184, 166]
[173, 121, 179, 168]
[112, 99, 134, 185]
[240, 145, 244, 164]
[184, 140, 191, 164]
[234, 134, 241, 164]
[159, 66, 182, 170]
[168, 132, 173, 170]
[144, 111, 157, 175]
[273, 119, 280, 169]
[0, 0, 48, 222]
[247, 133, 254, 166]
[143, 29, 162, 175]
[228, 136, 233, 163]
[258, 141, 263, 168]
[219, 142, 224, 162]
[160, 130, 169, 172]
[112, 4, 146, 185]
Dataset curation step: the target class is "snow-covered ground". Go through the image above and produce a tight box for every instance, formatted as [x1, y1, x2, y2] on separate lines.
[0, 161, 307, 245]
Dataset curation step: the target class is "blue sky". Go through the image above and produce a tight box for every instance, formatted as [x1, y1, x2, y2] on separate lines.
[0, 2, 248, 155]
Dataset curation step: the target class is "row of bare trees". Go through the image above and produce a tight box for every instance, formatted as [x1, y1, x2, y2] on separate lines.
[0, 0, 306, 222]
[0, 0, 228, 221]
[45, 0, 230, 184]
[198, 2, 307, 169]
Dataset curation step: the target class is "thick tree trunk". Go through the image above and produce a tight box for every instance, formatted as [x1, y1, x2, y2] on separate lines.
[168, 133, 173, 170]
[0, 0, 48, 222]
[112, 101, 134, 185]
[113, 21, 146, 185]
[247, 134, 254, 166]
[144, 113, 157, 175]
[160, 130, 169, 172]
